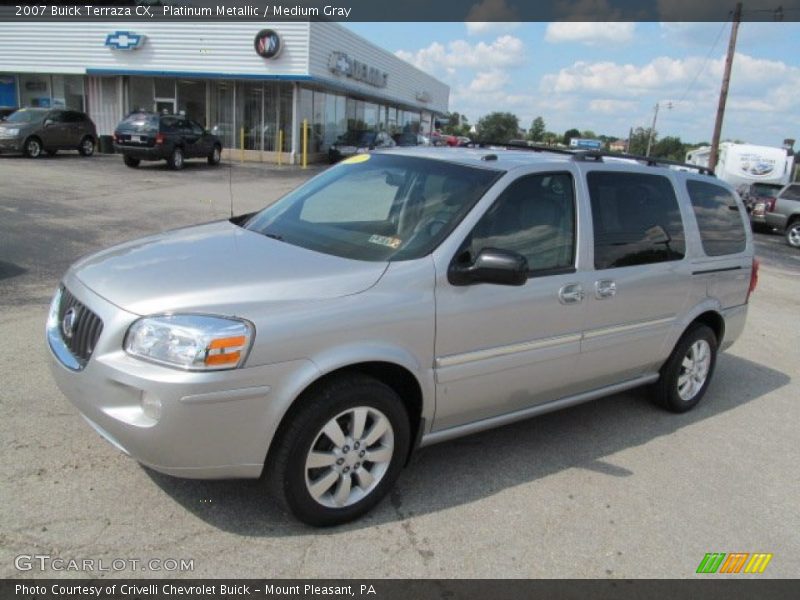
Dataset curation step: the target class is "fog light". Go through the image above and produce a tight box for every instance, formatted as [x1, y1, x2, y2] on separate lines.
[141, 392, 162, 421]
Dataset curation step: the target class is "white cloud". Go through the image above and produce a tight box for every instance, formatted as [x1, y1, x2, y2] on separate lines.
[589, 99, 638, 114]
[545, 22, 636, 45]
[467, 70, 511, 93]
[395, 35, 527, 76]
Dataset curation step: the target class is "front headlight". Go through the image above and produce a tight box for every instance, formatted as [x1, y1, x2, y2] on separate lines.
[124, 315, 254, 371]
[0, 128, 19, 137]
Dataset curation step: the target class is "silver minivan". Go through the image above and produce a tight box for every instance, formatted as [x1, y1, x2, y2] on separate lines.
[47, 148, 758, 526]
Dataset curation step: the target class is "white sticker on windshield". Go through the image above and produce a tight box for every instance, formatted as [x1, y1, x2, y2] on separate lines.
[368, 234, 402, 249]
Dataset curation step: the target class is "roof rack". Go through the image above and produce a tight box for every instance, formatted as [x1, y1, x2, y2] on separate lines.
[469, 141, 715, 176]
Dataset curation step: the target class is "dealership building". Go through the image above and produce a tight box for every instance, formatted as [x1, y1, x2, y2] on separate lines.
[0, 21, 449, 162]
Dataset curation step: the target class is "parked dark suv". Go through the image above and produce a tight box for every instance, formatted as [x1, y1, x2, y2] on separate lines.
[114, 112, 222, 170]
[0, 107, 97, 158]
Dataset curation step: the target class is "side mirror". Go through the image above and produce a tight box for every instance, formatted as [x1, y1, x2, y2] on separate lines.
[44, 119, 54, 127]
[449, 248, 528, 286]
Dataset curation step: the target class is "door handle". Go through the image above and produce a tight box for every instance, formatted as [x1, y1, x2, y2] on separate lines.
[595, 279, 617, 299]
[558, 283, 585, 305]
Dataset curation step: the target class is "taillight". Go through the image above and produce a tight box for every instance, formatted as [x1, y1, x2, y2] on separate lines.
[155, 133, 165, 145]
[746, 258, 759, 303]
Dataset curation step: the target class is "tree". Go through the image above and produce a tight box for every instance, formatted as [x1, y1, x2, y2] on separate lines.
[627, 127, 655, 155]
[562, 128, 581, 146]
[581, 130, 597, 140]
[652, 136, 686, 162]
[528, 116, 546, 142]
[441, 112, 470, 137]
[475, 112, 520, 143]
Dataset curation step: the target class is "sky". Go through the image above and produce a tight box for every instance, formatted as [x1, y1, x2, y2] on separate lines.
[344, 21, 800, 146]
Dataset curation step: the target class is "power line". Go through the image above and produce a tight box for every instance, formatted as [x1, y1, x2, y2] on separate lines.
[675, 21, 729, 106]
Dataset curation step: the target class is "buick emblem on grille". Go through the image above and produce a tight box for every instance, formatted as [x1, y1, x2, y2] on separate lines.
[61, 307, 77, 339]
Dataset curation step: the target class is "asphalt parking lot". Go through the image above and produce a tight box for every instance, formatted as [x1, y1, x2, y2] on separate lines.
[1, 152, 798, 579]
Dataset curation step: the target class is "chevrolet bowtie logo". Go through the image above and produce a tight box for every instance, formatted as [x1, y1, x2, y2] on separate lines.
[105, 31, 145, 50]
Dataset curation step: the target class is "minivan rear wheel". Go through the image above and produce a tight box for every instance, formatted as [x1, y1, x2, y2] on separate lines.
[651, 324, 717, 413]
[266, 374, 410, 526]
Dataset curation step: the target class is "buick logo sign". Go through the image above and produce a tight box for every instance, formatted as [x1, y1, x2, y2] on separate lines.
[254, 29, 282, 59]
[62, 308, 77, 339]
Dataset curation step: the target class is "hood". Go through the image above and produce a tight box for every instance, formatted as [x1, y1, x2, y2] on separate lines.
[70, 220, 388, 315]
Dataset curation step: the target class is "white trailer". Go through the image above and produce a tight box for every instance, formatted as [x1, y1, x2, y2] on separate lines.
[685, 142, 795, 187]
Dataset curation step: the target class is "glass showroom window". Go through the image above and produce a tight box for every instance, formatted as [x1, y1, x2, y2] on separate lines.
[278, 83, 293, 153]
[178, 79, 207, 126]
[236, 81, 262, 151]
[128, 76, 155, 113]
[209, 80, 234, 148]
[51, 75, 85, 111]
[19, 74, 51, 107]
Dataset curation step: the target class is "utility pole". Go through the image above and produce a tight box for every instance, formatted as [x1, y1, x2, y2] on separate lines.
[645, 102, 659, 157]
[708, 2, 742, 172]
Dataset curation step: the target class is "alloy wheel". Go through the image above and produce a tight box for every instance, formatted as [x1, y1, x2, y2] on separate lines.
[304, 406, 394, 509]
[788, 223, 800, 248]
[677, 339, 711, 401]
[27, 139, 41, 157]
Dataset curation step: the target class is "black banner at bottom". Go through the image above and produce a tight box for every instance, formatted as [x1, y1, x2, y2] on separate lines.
[3, 579, 800, 600]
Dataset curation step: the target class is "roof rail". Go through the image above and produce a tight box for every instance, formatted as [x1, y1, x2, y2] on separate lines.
[588, 150, 716, 176]
[468, 141, 715, 176]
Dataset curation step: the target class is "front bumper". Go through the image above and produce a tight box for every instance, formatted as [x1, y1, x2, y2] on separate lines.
[47, 275, 316, 479]
[0, 137, 23, 152]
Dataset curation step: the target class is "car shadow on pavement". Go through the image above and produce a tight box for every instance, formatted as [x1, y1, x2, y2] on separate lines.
[144, 353, 789, 535]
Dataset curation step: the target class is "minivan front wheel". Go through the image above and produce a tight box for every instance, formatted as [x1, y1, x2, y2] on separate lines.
[652, 324, 717, 413]
[267, 374, 410, 526]
[23, 137, 42, 158]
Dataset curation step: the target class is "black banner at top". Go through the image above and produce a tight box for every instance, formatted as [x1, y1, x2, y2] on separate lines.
[0, 0, 798, 22]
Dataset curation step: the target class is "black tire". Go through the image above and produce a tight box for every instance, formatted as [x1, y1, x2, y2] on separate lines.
[46, 149, 58, 157]
[123, 155, 140, 168]
[786, 220, 800, 249]
[23, 136, 43, 158]
[266, 374, 410, 527]
[207, 144, 221, 166]
[167, 146, 184, 170]
[78, 136, 95, 157]
[651, 324, 717, 413]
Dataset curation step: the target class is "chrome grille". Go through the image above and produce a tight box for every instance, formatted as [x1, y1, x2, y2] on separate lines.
[58, 286, 104, 364]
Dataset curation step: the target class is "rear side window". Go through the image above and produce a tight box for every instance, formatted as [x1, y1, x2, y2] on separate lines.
[64, 111, 84, 123]
[686, 180, 746, 256]
[587, 171, 686, 270]
[781, 184, 800, 200]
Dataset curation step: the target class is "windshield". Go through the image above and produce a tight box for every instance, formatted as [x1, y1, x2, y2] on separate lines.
[245, 153, 502, 261]
[5, 110, 44, 124]
[118, 113, 159, 133]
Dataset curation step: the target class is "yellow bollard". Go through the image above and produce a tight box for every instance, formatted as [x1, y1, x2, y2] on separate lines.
[278, 130, 283, 166]
[239, 127, 244, 163]
[302, 119, 308, 169]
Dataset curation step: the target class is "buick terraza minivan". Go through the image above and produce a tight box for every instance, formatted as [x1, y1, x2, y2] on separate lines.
[47, 147, 757, 526]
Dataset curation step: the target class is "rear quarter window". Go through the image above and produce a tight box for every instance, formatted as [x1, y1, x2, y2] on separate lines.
[686, 180, 747, 256]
